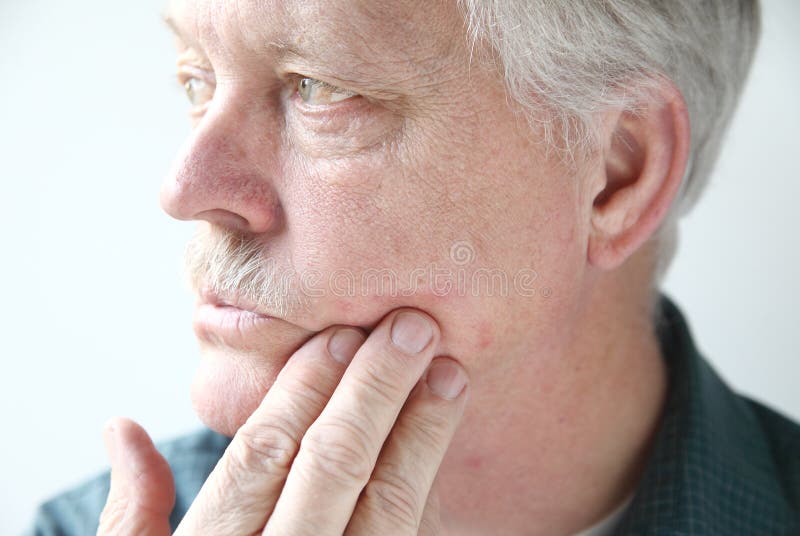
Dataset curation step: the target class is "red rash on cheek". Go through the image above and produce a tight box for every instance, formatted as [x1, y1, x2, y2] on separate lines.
[465, 455, 484, 470]
[477, 320, 494, 351]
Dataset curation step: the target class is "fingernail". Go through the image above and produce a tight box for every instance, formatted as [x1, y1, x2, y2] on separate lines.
[391, 311, 433, 354]
[328, 328, 364, 364]
[426, 360, 468, 400]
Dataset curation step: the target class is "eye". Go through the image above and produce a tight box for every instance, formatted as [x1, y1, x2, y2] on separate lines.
[297, 77, 358, 106]
[183, 77, 214, 108]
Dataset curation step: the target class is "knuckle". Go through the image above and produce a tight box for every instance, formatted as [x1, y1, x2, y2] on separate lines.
[230, 416, 300, 477]
[357, 358, 407, 405]
[283, 372, 336, 415]
[402, 409, 452, 450]
[362, 468, 423, 529]
[300, 418, 376, 486]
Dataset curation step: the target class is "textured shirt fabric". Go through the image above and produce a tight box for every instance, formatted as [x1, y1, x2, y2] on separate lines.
[614, 295, 800, 535]
[26, 294, 800, 535]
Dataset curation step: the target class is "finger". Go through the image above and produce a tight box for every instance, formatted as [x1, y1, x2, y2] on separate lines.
[264, 309, 441, 536]
[97, 417, 175, 536]
[175, 326, 365, 535]
[346, 358, 467, 535]
[418, 477, 443, 536]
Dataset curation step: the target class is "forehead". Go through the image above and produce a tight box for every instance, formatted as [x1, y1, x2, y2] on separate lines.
[164, 0, 463, 65]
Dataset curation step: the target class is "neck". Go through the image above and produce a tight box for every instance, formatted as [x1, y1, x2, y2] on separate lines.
[438, 267, 667, 535]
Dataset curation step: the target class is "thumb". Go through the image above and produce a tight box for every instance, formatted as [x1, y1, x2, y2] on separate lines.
[98, 417, 176, 536]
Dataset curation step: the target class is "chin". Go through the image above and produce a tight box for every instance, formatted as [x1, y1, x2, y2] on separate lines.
[189, 302, 319, 435]
[190, 348, 288, 437]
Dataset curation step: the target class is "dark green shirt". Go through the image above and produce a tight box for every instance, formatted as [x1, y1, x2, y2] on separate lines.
[28, 294, 800, 535]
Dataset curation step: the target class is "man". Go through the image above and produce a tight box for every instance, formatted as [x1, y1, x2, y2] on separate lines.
[28, 0, 799, 534]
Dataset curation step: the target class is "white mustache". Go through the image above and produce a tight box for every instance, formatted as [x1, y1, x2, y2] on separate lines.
[183, 225, 305, 319]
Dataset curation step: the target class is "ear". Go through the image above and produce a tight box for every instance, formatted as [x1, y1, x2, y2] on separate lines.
[587, 78, 691, 271]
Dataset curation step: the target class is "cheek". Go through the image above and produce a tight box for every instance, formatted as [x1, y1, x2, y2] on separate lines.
[278, 104, 583, 356]
[475, 319, 495, 350]
[326, 290, 496, 378]
[283, 153, 455, 305]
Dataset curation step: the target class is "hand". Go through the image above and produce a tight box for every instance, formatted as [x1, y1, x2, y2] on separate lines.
[97, 308, 469, 535]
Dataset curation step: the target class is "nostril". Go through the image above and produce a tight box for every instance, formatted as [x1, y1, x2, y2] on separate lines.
[194, 209, 251, 233]
[159, 127, 283, 233]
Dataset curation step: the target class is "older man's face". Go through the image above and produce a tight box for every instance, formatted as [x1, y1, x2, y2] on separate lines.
[161, 0, 593, 435]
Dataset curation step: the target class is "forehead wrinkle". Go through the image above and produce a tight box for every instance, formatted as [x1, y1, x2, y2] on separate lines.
[164, 0, 468, 101]
[164, 0, 288, 64]
[282, 1, 459, 86]
[166, 0, 461, 61]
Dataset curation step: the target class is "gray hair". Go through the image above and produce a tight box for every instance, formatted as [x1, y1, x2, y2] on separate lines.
[456, 0, 761, 280]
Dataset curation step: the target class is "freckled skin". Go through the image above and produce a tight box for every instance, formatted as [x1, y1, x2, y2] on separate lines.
[161, 0, 675, 534]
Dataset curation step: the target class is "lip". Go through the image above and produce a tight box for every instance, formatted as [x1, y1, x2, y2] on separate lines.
[193, 288, 277, 348]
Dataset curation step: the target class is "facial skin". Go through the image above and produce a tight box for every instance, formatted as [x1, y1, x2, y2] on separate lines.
[162, 0, 585, 435]
[160, 0, 690, 533]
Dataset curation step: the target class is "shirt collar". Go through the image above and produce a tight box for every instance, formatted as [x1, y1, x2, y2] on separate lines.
[615, 293, 797, 534]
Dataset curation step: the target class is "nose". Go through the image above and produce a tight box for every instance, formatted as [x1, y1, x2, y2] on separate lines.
[160, 101, 283, 235]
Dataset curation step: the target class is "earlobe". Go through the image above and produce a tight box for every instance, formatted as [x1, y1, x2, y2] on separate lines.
[587, 79, 691, 271]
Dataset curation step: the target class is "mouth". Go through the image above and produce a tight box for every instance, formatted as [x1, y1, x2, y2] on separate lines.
[192, 287, 278, 348]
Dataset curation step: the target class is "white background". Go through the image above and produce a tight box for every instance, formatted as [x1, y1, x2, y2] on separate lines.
[1, 1, 798, 533]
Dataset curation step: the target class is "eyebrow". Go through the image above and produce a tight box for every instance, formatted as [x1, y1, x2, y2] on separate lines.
[162, 11, 342, 70]
[159, 8, 407, 101]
